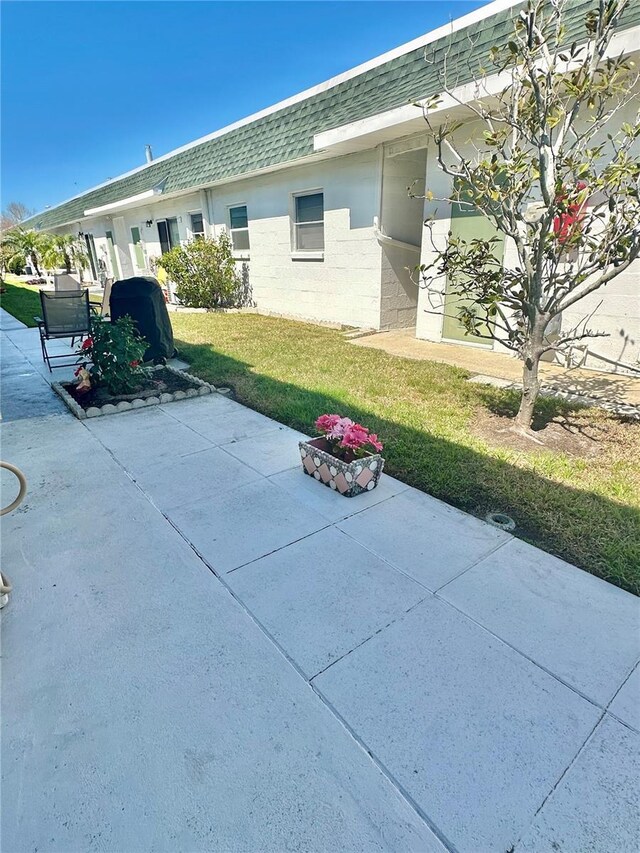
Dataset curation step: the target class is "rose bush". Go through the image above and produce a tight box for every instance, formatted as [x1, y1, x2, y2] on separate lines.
[77, 316, 148, 395]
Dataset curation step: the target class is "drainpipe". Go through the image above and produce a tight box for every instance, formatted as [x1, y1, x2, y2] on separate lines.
[205, 188, 215, 238]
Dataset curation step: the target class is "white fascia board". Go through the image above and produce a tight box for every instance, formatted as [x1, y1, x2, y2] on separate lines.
[30, 0, 522, 224]
[67, 150, 332, 230]
[313, 71, 510, 154]
[83, 184, 165, 216]
[314, 25, 640, 155]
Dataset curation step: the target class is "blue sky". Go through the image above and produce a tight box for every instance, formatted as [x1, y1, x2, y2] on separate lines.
[2, 1, 485, 215]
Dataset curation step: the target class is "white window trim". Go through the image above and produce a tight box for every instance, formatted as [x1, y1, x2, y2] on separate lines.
[227, 202, 250, 259]
[187, 209, 205, 240]
[290, 188, 324, 259]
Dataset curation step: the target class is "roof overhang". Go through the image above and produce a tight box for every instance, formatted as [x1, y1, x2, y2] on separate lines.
[314, 25, 640, 156]
[83, 179, 167, 216]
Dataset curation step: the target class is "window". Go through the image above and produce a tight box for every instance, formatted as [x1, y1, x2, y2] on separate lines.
[293, 192, 324, 252]
[229, 205, 250, 252]
[131, 226, 145, 269]
[157, 217, 180, 254]
[190, 212, 204, 240]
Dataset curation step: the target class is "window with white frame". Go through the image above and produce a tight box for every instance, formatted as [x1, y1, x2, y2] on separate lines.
[229, 205, 250, 252]
[190, 212, 205, 240]
[293, 191, 324, 252]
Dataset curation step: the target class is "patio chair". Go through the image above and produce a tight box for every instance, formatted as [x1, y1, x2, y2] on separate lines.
[35, 289, 91, 371]
[90, 277, 114, 318]
[53, 273, 82, 292]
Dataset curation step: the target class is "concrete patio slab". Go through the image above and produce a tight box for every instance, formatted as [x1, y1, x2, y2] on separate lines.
[440, 537, 640, 706]
[223, 424, 309, 476]
[227, 526, 427, 677]
[0, 306, 27, 331]
[515, 715, 640, 852]
[268, 465, 409, 523]
[1, 464, 445, 853]
[168, 478, 329, 573]
[168, 402, 281, 446]
[3, 316, 639, 851]
[160, 390, 239, 421]
[131, 445, 263, 511]
[314, 596, 600, 853]
[84, 406, 211, 473]
[608, 664, 640, 732]
[337, 487, 510, 591]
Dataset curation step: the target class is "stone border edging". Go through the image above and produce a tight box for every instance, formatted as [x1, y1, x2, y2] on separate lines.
[52, 365, 216, 420]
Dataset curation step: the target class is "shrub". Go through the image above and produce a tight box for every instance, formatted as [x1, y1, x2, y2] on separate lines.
[78, 316, 148, 395]
[157, 233, 242, 309]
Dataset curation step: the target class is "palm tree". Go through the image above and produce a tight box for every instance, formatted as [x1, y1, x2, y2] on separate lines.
[1, 228, 48, 276]
[42, 234, 89, 275]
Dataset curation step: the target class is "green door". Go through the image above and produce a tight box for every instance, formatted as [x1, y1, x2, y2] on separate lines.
[131, 227, 145, 270]
[441, 199, 504, 344]
[105, 230, 120, 279]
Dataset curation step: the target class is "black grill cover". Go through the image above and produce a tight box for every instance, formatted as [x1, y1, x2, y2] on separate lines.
[109, 276, 176, 362]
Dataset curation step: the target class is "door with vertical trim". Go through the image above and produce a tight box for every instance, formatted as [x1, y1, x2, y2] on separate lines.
[442, 192, 504, 345]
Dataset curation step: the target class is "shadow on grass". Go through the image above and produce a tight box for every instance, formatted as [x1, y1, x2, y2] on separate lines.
[177, 335, 640, 596]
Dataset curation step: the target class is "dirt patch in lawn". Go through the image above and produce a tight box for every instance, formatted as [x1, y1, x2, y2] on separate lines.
[472, 407, 635, 458]
[62, 367, 200, 412]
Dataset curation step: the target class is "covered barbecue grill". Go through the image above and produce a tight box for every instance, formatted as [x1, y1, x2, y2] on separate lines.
[109, 276, 176, 364]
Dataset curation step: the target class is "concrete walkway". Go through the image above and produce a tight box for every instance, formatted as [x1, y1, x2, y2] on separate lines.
[351, 328, 640, 413]
[2, 314, 639, 852]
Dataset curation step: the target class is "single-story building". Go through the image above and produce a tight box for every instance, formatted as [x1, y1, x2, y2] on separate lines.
[23, 0, 640, 373]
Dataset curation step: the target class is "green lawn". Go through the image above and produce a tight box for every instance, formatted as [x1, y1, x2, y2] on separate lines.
[171, 312, 640, 595]
[0, 276, 40, 326]
[0, 276, 101, 327]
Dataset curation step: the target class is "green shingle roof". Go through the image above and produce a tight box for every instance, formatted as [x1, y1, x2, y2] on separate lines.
[26, 0, 639, 231]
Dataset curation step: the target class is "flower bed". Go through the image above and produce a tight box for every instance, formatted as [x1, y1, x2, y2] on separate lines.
[53, 365, 215, 419]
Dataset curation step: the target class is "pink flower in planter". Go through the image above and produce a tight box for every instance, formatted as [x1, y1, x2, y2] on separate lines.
[368, 433, 384, 452]
[329, 417, 354, 439]
[315, 414, 341, 433]
[313, 413, 384, 460]
[341, 428, 368, 450]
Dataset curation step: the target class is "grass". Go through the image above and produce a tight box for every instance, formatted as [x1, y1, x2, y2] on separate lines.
[0, 276, 102, 328]
[0, 276, 40, 326]
[170, 312, 640, 595]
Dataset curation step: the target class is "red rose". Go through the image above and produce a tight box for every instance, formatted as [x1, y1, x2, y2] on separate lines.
[80, 337, 93, 351]
[129, 360, 140, 368]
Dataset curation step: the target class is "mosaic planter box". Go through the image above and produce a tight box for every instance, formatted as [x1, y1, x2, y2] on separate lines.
[299, 437, 384, 497]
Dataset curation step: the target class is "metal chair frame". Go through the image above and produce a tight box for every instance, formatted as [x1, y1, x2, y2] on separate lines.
[35, 289, 91, 371]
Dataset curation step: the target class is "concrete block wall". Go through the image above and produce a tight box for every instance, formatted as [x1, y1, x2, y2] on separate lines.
[206, 152, 383, 329]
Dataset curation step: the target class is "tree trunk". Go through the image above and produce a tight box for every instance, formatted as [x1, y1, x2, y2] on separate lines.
[30, 251, 41, 276]
[515, 347, 542, 430]
[63, 251, 71, 274]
